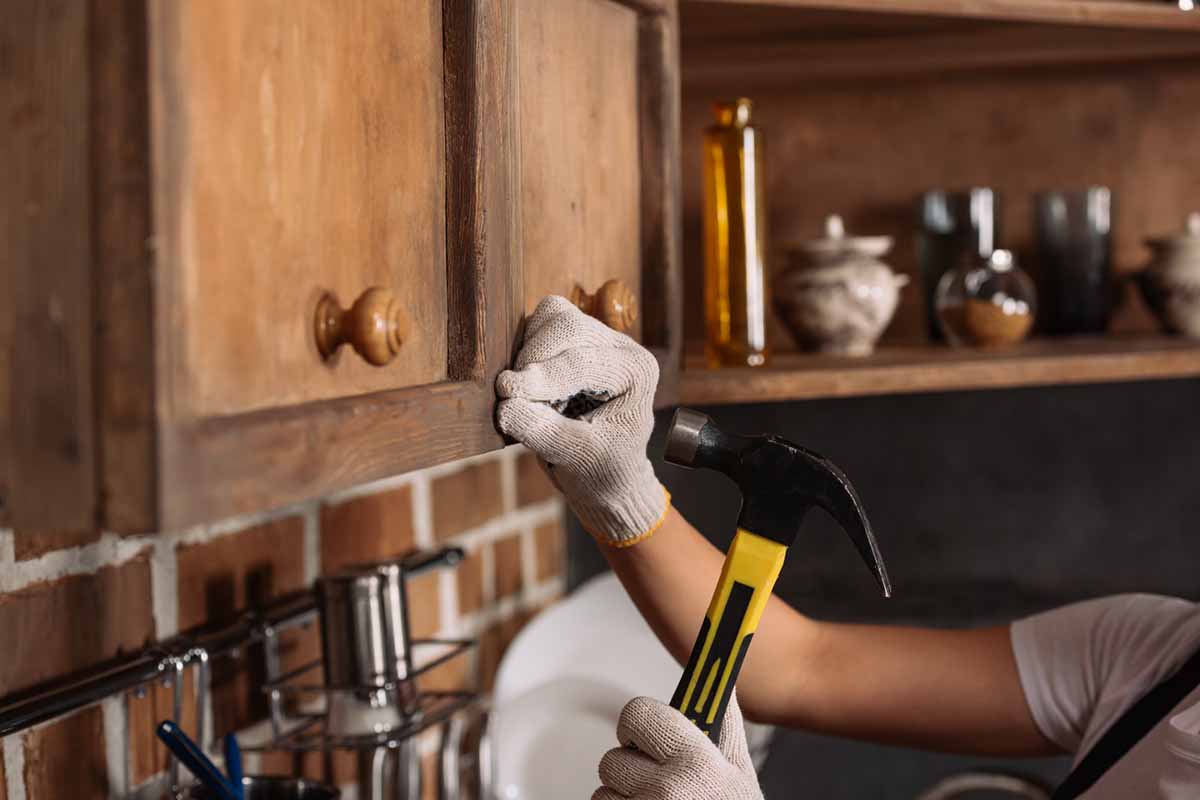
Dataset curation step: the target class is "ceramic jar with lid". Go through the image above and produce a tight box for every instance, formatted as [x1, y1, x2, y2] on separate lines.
[1138, 213, 1200, 338]
[774, 215, 908, 356]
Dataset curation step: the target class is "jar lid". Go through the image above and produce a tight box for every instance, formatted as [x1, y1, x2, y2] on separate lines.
[789, 215, 893, 260]
[1145, 213, 1200, 249]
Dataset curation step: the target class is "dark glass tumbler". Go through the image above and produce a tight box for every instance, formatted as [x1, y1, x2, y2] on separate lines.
[1033, 188, 1113, 335]
[917, 189, 1002, 341]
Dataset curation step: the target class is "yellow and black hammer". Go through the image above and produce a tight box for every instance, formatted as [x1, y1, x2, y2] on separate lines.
[663, 408, 892, 743]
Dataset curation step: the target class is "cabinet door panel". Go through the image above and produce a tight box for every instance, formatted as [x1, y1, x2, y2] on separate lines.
[159, 0, 447, 417]
[516, 0, 642, 338]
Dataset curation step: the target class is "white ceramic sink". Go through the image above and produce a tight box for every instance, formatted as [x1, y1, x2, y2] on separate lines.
[490, 572, 772, 799]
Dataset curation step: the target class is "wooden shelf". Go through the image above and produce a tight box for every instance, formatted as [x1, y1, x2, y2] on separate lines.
[679, 337, 1200, 405]
[681, 1, 1200, 87]
[685, 0, 1200, 32]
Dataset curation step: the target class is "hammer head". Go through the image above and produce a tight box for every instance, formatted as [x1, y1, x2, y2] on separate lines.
[665, 408, 891, 598]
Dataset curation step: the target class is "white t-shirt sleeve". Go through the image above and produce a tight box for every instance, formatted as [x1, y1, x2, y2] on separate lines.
[1010, 594, 1200, 757]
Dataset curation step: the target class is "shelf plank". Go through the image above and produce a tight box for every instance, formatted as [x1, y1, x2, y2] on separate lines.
[687, 0, 1200, 32]
[679, 337, 1200, 405]
[682, 24, 1200, 87]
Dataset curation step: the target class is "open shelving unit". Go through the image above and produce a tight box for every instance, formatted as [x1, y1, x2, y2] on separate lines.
[680, 336, 1200, 404]
[675, 0, 1200, 405]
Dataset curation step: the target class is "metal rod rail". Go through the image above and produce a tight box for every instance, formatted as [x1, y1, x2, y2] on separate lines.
[0, 590, 318, 738]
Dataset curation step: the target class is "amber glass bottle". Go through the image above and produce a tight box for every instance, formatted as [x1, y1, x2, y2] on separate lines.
[703, 98, 769, 368]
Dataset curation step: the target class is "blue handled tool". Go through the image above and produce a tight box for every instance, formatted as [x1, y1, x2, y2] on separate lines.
[155, 721, 239, 800]
[223, 733, 244, 800]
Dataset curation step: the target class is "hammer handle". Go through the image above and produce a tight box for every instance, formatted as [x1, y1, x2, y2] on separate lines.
[670, 528, 788, 742]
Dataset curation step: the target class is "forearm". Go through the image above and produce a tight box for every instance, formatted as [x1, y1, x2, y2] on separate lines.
[603, 504, 1059, 757]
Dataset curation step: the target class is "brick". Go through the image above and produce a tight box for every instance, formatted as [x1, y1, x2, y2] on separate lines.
[431, 461, 503, 540]
[176, 517, 307, 735]
[455, 547, 486, 615]
[320, 485, 416, 573]
[533, 518, 566, 583]
[407, 570, 441, 640]
[126, 670, 199, 786]
[0, 554, 153, 695]
[23, 706, 107, 799]
[12, 528, 102, 560]
[516, 450, 557, 507]
[493, 534, 524, 601]
[418, 648, 471, 694]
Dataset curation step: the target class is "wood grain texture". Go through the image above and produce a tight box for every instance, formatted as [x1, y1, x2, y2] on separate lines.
[680, 337, 1200, 404]
[158, 383, 500, 528]
[93, 0, 159, 532]
[1, 0, 97, 530]
[445, 0, 521, 380]
[637, 3, 686, 406]
[516, 0, 644, 339]
[685, 0, 1200, 31]
[153, 0, 448, 417]
[678, 60, 1200, 351]
[682, 22, 1200, 87]
[153, 0, 516, 529]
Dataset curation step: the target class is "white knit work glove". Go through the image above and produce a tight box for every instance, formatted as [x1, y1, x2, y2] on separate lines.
[496, 296, 668, 546]
[593, 694, 764, 800]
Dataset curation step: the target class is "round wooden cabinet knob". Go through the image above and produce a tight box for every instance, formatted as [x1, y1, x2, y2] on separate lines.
[570, 279, 638, 334]
[314, 287, 404, 366]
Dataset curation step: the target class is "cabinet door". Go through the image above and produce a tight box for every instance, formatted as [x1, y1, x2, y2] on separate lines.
[140, 0, 518, 529]
[514, 0, 682, 393]
[156, 0, 448, 418]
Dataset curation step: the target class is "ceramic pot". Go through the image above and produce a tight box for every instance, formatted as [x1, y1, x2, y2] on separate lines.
[775, 215, 908, 356]
[1138, 213, 1200, 338]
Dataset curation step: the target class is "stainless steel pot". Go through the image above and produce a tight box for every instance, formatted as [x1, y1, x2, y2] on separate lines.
[316, 547, 463, 730]
[189, 776, 339, 800]
[357, 741, 422, 800]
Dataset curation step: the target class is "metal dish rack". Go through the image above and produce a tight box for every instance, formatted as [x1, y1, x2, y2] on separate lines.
[0, 589, 488, 799]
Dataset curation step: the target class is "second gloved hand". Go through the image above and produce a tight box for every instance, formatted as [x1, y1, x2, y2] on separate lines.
[593, 694, 765, 800]
[496, 296, 668, 547]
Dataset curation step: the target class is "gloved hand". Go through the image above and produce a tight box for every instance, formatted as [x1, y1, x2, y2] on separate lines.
[593, 694, 765, 800]
[496, 296, 669, 547]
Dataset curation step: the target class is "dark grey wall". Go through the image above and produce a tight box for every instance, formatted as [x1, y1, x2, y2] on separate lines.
[568, 378, 1200, 795]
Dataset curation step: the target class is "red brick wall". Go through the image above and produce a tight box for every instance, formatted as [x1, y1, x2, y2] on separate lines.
[0, 446, 565, 799]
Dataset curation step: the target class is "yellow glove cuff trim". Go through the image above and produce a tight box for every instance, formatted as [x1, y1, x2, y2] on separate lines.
[604, 485, 672, 549]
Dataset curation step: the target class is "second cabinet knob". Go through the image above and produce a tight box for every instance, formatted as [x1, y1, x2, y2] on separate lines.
[315, 287, 404, 366]
[571, 279, 638, 334]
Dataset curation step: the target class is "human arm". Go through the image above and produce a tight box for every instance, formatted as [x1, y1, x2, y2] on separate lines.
[603, 506, 1057, 756]
[497, 297, 1057, 759]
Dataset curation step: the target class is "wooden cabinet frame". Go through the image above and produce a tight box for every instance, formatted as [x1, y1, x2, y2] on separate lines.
[3, 0, 681, 533]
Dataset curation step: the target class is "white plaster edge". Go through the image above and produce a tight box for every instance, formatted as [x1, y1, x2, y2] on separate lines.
[101, 695, 128, 798]
[150, 536, 179, 639]
[0, 529, 14, 564]
[0, 533, 152, 594]
[302, 502, 321, 585]
[3, 732, 26, 800]
[411, 474, 434, 550]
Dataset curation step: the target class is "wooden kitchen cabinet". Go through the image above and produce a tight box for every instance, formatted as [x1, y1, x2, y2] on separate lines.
[1, 0, 681, 533]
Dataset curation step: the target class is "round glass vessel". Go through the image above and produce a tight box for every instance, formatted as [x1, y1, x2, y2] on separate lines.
[935, 249, 1036, 347]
